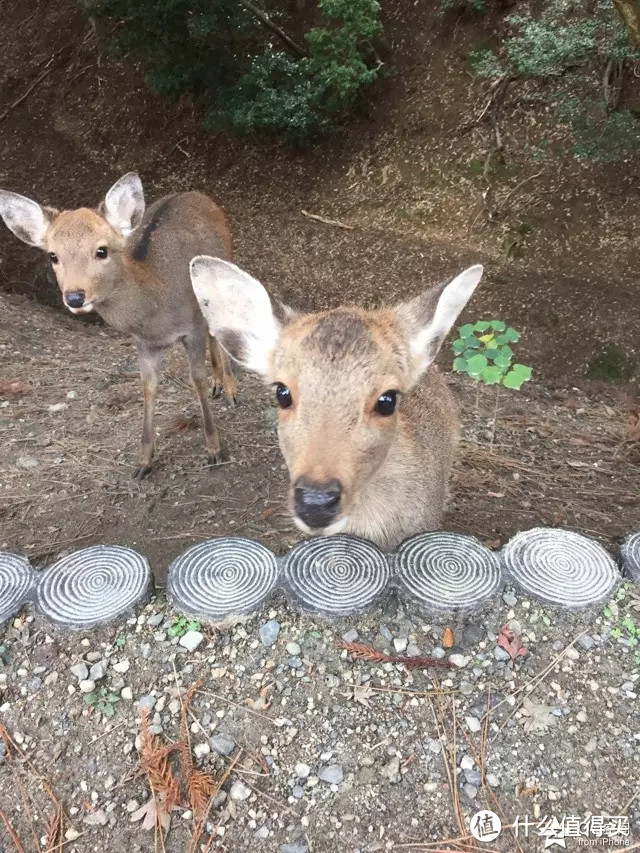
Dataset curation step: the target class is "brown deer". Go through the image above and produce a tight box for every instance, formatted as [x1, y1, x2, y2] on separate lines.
[190, 257, 483, 550]
[0, 173, 237, 479]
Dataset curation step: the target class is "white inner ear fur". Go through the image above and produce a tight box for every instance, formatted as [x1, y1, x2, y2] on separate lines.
[411, 264, 484, 371]
[103, 172, 145, 236]
[190, 256, 280, 375]
[0, 191, 52, 249]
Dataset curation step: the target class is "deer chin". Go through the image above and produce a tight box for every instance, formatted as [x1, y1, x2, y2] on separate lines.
[293, 515, 350, 537]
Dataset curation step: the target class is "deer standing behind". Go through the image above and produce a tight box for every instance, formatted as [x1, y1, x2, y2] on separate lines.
[0, 173, 237, 479]
[190, 257, 483, 550]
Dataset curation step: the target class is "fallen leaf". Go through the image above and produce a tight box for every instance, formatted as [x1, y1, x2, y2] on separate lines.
[520, 697, 556, 733]
[351, 683, 375, 708]
[498, 624, 529, 660]
[442, 627, 454, 649]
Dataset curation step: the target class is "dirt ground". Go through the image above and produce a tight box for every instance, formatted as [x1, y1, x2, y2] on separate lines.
[1, 0, 639, 850]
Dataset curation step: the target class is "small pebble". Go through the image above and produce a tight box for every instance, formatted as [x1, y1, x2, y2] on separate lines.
[286, 642, 301, 656]
[79, 680, 95, 694]
[466, 716, 482, 733]
[318, 764, 343, 785]
[260, 620, 280, 647]
[70, 664, 89, 681]
[230, 780, 252, 801]
[179, 630, 204, 652]
[210, 734, 235, 756]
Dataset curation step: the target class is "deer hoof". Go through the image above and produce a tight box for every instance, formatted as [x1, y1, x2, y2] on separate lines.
[206, 451, 223, 467]
[133, 464, 152, 481]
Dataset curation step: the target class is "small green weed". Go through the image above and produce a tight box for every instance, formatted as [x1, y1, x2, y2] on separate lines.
[84, 686, 121, 717]
[452, 320, 532, 389]
[168, 616, 202, 638]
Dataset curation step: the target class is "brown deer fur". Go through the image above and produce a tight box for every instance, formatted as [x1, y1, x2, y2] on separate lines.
[0, 173, 236, 478]
[190, 257, 483, 550]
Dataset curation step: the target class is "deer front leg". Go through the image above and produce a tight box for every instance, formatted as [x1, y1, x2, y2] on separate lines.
[134, 343, 165, 480]
[186, 333, 223, 465]
[209, 334, 237, 406]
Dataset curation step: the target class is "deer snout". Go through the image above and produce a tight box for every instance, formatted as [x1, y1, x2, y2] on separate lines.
[293, 478, 343, 530]
[65, 290, 86, 309]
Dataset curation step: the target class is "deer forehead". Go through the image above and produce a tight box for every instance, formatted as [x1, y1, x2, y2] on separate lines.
[273, 308, 410, 389]
[47, 208, 115, 252]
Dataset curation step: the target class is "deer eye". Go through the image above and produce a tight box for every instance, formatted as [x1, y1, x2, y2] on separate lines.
[374, 390, 398, 416]
[49, 252, 58, 264]
[96, 246, 108, 259]
[275, 383, 292, 409]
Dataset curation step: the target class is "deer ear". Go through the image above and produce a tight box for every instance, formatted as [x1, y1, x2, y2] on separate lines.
[396, 265, 484, 380]
[103, 172, 145, 235]
[190, 256, 281, 376]
[0, 190, 56, 249]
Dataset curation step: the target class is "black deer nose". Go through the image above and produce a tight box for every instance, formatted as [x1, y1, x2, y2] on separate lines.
[65, 290, 86, 309]
[293, 478, 343, 529]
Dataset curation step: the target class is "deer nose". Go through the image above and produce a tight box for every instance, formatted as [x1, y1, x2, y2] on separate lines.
[293, 478, 343, 530]
[65, 290, 86, 309]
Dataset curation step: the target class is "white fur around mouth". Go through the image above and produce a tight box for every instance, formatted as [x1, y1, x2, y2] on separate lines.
[67, 303, 94, 314]
[293, 516, 350, 537]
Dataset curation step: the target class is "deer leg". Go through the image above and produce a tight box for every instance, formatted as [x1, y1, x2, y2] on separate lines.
[186, 333, 223, 465]
[209, 334, 237, 406]
[134, 344, 165, 481]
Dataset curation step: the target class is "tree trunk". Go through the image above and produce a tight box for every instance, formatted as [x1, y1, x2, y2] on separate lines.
[612, 0, 640, 46]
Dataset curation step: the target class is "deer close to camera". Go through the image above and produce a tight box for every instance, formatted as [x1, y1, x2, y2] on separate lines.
[0, 173, 237, 479]
[190, 257, 483, 550]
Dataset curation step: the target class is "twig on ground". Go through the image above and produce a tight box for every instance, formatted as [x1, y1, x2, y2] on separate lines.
[301, 209, 354, 230]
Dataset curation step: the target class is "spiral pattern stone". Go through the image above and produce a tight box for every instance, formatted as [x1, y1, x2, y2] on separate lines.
[168, 538, 279, 620]
[503, 528, 619, 608]
[394, 532, 502, 612]
[621, 531, 640, 583]
[0, 552, 35, 625]
[283, 535, 391, 615]
[35, 545, 151, 629]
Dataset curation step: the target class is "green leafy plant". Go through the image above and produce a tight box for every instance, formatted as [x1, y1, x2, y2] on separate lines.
[84, 686, 121, 717]
[168, 616, 201, 638]
[452, 320, 532, 449]
[452, 321, 532, 389]
[114, 633, 126, 649]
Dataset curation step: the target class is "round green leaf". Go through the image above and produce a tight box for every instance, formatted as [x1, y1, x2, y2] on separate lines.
[466, 353, 488, 374]
[504, 327, 520, 342]
[452, 339, 466, 354]
[463, 335, 480, 349]
[490, 320, 506, 332]
[473, 321, 491, 332]
[459, 323, 474, 338]
[453, 357, 468, 373]
[481, 365, 503, 384]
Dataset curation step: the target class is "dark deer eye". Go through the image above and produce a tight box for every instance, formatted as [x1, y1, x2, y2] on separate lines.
[275, 383, 292, 409]
[96, 246, 108, 259]
[374, 390, 398, 416]
[49, 252, 58, 264]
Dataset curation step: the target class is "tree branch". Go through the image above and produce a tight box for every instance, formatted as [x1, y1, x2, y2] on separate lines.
[612, 0, 640, 47]
[238, 0, 306, 57]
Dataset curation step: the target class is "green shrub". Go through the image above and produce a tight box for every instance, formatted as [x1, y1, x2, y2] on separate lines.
[468, 0, 640, 162]
[79, 0, 384, 141]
